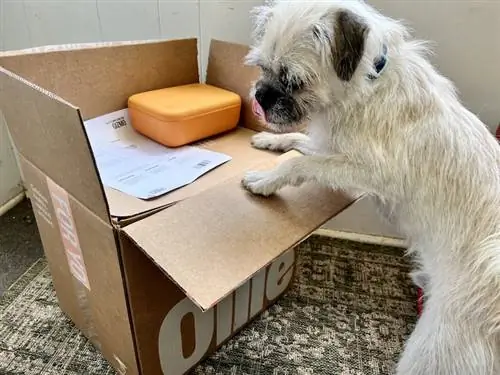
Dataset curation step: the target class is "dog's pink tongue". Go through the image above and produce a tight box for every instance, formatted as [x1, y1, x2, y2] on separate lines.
[252, 99, 265, 122]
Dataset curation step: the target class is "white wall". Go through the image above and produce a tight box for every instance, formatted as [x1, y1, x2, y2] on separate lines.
[0, 0, 498, 211]
[370, 0, 500, 132]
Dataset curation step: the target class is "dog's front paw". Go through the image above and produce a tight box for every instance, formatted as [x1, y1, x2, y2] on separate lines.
[241, 170, 279, 196]
[251, 132, 282, 151]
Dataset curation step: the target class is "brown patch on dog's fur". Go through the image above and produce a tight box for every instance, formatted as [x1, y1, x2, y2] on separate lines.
[332, 10, 369, 81]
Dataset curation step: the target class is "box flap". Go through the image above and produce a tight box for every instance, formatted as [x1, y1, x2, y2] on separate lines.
[106, 127, 277, 220]
[0, 68, 109, 222]
[123, 152, 354, 311]
[0, 39, 199, 121]
[206, 40, 266, 133]
[1, 39, 200, 222]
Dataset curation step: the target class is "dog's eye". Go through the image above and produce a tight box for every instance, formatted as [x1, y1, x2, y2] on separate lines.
[258, 64, 272, 76]
[279, 72, 287, 85]
[285, 76, 305, 91]
[278, 67, 289, 86]
[278, 66, 304, 91]
[290, 79, 304, 91]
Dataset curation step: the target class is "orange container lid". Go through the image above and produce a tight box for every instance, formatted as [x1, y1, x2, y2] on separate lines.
[128, 83, 241, 122]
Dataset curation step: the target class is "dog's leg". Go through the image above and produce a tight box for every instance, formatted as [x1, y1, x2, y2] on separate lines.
[397, 294, 497, 375]
[373, 196, 432, 292]
[242, 154, 367, 196]
[250, 131, 317, 155]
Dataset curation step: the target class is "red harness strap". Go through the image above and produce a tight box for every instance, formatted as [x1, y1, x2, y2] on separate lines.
[417, 288, 424, 316]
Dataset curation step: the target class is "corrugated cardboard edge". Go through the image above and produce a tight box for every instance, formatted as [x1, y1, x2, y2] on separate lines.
[0, 38, 189, 57]
[111, 204, 174, 227]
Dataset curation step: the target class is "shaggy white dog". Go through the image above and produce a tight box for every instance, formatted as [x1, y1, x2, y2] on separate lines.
[241, 1, 500, 374]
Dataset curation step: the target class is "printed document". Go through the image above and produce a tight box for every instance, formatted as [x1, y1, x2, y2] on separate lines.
[83, 109, 231, 199]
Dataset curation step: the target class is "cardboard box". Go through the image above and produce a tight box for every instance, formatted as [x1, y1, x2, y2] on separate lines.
[0, 39, 354, 374]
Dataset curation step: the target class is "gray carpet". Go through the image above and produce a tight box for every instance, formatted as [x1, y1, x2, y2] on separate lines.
[0, 234, 418, 374]
[0, 199, 44, 296]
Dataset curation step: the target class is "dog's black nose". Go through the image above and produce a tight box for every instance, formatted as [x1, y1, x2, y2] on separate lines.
[255, 84, 281, 111]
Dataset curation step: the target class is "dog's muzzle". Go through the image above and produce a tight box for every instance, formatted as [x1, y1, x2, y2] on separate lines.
[254, 82, 301, 125]
[255, 83, 282, 112]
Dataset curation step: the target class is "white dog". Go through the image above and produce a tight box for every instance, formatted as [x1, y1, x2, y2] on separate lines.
[241, 1, 500, 374]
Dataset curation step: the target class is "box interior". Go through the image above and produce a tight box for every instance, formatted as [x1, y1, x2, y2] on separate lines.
[1, 38, 272, 222]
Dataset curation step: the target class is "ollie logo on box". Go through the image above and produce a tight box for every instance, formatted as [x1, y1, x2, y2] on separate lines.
[47, 177, 90, 290]
[158, 249, 295, 374]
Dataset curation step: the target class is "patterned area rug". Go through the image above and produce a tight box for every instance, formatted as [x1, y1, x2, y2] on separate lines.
[0, 235, 417, 375]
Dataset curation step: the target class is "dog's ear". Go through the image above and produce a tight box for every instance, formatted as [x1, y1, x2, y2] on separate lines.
[245, 3, 275, 66]
[314, 9, 369, 81]
[249, 3, 274, 43]
[333, 10, 369, 81]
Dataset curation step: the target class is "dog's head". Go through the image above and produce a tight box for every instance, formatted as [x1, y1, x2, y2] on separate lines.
[245, 0, 388, 131]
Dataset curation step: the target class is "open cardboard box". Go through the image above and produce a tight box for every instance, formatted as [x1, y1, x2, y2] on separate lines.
[0, 39, 355, 374]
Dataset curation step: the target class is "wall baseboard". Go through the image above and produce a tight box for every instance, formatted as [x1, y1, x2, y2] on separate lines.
[314, 228, 408, 248]
[0, 191, 25, 217]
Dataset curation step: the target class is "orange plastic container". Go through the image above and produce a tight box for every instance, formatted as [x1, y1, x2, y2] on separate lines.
[128, 83, 241, 147]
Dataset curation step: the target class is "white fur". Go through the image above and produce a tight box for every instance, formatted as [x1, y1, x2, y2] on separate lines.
[242, 1, 500, 374]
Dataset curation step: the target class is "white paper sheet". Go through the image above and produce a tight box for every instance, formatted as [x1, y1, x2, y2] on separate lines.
[83, 109, 231, 200]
